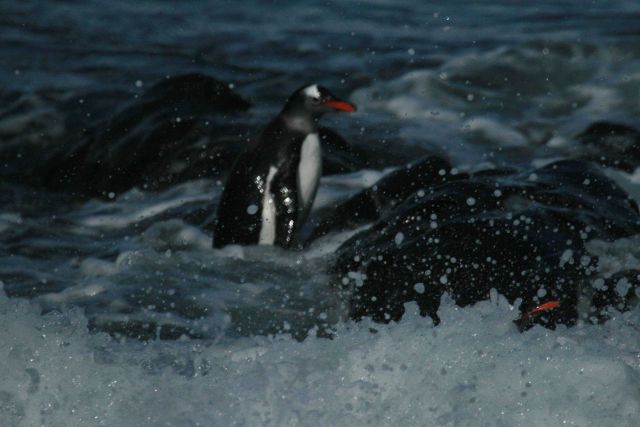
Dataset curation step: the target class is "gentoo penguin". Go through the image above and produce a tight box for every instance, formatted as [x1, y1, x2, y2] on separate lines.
[213, 84, 356, 248]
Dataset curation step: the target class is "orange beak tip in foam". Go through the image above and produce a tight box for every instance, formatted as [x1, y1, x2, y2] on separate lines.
[526, 300, 560, 317]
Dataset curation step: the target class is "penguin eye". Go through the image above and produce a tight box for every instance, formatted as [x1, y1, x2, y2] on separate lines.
[311, 97, 321, 104]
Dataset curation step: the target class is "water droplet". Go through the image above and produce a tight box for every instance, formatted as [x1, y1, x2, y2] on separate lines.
[395, 232, 405, 245]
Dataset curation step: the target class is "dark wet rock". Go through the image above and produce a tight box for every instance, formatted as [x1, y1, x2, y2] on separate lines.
[138, 74, 251, 114]
[61, 90, 134, 135]
[332, 160, 640, 328]
[0, 90, 69, 183]
[576, 121, 640, 173]
[309, 156, 458, 241]
[43, 74, 252, 197]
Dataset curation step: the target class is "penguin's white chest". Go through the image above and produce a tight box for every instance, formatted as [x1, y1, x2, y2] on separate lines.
[297, 133, 322, 217]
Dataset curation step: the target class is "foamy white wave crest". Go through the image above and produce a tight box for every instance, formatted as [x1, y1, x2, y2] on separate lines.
[1, 287, 639, 427]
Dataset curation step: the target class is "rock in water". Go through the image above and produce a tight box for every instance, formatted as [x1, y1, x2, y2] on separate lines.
[576, 121, 640, 173]
[310, 156, 456, 241]
[332, 159, 640, 328]
[44, 74, 251, 197]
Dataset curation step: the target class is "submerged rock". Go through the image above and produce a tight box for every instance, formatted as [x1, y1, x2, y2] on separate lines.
[331, 159, 640, 328]
[576, 121, 640, 173]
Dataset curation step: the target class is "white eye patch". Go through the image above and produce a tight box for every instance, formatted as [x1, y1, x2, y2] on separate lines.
[303, 84, 321, 99]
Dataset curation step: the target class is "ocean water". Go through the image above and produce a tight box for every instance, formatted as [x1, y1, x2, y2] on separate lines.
[1, 1, 640, 425]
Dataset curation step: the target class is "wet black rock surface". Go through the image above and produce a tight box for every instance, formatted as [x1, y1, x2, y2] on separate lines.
[575, 121, 640, 173]
[331, 159, 640, 328]
[43, 74, 252, 197]
[309, 156, 457, 241]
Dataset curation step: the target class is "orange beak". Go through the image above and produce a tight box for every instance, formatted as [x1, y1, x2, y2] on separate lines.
[322, 100, 357, 112]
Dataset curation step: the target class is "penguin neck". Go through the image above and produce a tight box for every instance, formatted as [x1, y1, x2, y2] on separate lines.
[281, 110, 319, 135]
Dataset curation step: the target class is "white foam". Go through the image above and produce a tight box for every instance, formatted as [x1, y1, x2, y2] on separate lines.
[37, 282, 107, 305]
[586, 235, 640, 277]
[604, 167, 640, 205]
[74, 180, 213, 230]
[1, 288, 639, 426]
[79, 194, 209, 229]
[351, 42, 640, 166]
[313, 168, 388, 210]
[0, 212, 23, 233]
[463, 117, 528, 147]
[78, 257, 119, 278]
[140, 219, 211, 251]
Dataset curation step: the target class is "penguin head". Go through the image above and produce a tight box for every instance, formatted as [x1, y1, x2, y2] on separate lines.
[283, 84, 357, 118]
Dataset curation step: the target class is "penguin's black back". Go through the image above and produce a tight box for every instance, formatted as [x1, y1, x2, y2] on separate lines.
[213, 117, 307, 248]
